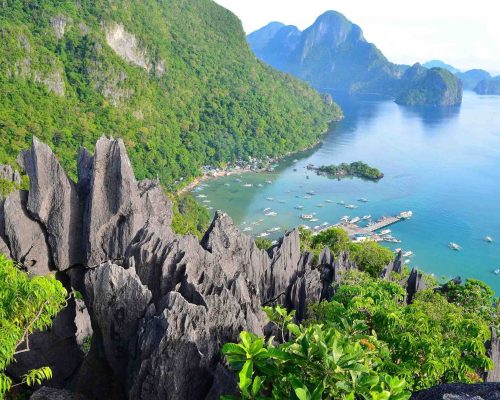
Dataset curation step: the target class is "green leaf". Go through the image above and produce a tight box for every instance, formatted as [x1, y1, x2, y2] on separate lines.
[287, 323, 302, 337]
[238, 359, 253, 393]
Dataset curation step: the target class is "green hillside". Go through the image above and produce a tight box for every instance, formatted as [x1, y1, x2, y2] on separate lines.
[0, 0, 340, 188]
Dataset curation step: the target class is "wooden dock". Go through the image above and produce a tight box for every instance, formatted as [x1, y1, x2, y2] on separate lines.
[364, 216, 402, 232]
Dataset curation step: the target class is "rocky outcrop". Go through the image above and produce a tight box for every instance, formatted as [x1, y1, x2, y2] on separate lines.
[0, 164, 21, 185]
[410, 383, 500, 400]
[2, 190, 52, 274]
[31, 386, 88, 400]
[406, 268, 426, 303]
[83, 137, 172, 267]
[85, 262, 152, 381]
[18, 137, 84, 270]
[485, 327, 500, 382]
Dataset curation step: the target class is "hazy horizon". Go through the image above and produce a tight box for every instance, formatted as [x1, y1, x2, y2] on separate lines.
[214, 0, 500, 75]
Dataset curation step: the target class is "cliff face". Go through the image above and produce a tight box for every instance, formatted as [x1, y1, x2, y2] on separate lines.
[0, 137, 431, 399]
[248, 11, 463, 106]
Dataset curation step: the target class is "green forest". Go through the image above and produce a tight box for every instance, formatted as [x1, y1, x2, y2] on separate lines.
[0, 0, 341, 189]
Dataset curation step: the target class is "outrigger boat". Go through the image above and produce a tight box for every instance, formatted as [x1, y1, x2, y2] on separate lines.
[449, 242, 461, 251]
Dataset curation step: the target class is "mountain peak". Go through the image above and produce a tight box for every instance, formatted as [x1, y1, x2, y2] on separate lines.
[305, 10, 365, 47]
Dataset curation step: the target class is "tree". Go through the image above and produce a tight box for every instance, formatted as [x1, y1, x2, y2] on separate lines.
[0, 255, 68, 397]
[348, 241, 394, 277]
[222, 306, 411, 400]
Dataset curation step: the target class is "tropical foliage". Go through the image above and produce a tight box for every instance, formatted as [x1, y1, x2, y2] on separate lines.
[316, 162, 384, 181]
[171, 194, 210, 238]
[223, 272, 498, 399]
[299, 227, 393, 278]
[222, 309, 411, 400]
[0, 255, 68, 397]
[0, 0, 340, 189]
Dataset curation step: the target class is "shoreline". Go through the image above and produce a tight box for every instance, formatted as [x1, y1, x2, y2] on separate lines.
[175, 118, 342, 196]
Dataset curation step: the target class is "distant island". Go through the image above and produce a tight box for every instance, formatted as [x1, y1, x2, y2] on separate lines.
[396, 64, 463, 106]
[474, 78, 500, 95]
[248, 11, 463, 107]
[311, 161, 384, 181]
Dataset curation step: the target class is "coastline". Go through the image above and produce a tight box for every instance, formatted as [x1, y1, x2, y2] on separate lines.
[175, 118, 342, 196]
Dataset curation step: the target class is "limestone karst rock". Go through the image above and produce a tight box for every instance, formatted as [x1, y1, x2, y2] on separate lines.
[18, 137, 84, 270]
[2, 190, 52, 274]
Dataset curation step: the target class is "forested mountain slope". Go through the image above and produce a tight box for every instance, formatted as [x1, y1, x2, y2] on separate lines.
[0, 0, 339, 187]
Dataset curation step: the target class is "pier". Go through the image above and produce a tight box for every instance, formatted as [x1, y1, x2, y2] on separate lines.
[364, 216, 402, 232]
[310, 212, 412, 242]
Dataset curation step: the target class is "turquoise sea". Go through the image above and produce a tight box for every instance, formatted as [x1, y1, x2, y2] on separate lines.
[193, 92, 500, 291]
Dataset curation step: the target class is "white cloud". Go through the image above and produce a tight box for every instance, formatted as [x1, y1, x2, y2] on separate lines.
[214, 0, 500, 73]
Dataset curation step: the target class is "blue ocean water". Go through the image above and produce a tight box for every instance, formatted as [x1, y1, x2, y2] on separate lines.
[193, 92, 500, 291]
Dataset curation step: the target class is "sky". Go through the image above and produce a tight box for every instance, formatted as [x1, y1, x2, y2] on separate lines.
[214, 0, 500, 74]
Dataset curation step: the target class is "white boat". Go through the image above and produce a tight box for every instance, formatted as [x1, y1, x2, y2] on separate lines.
[485, 236, 494, 243]
[404, 259, 411, 264]
[294, 205, 304, 209]
[257, 183, 263, 187]
[301, 214, 314, 220]
[202, 200, 211, 203]
[265, 180, 272, 184]
[402, 251, 414, 257]
[345, 204, 358, 209]
[265, 211, 277, 216]
[303, 195, 311, 199]
[362, 215, 371, 220]
[257, 232, 269, 238]
[358, 198, 369, 203]
[235, 178, 242, 182]
[340, 216, 350, 222]
[263, 207, 271, 212]
[449, 242, 461, 251]
[310, 218, 319, 222]
[267, 226, 281, 232]
[313, 225, 320, 230]
[306, 191, 316, 196]
[242, 183, 253, 187]
[265, 197, 274, 201]
[197, 194, 207, 198]
[223, 183, 230, 186]
[321, 222, 329, 226]
[206, 206, 213, 210]
[325, 199, 333, 203]
[379, 229, 392, 235]
[243, 227, 253, 232]
[493, 269, 500, 275]
[394, 248, 402, 253]
[350, 217, 361, 224]
[337, 201, 345, 205]
[399, 211, 413, 219]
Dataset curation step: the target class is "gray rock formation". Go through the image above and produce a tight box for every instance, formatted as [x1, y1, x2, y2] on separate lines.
[0, 163, 21, 185]
[85, 262, 152, 381]
[2, 190, 52, 274]
[486, 327, 500, 382]
[406, 268, 426, 303]
[31, 386, 88, 400]
[8, 295, 86, 388]
[410, 383, 500, 400]
[18, 137, 84, 270]
[83, 137, 172, 267]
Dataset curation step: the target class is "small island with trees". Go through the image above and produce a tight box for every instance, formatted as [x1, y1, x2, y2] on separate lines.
[309, 161, 384, 181]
